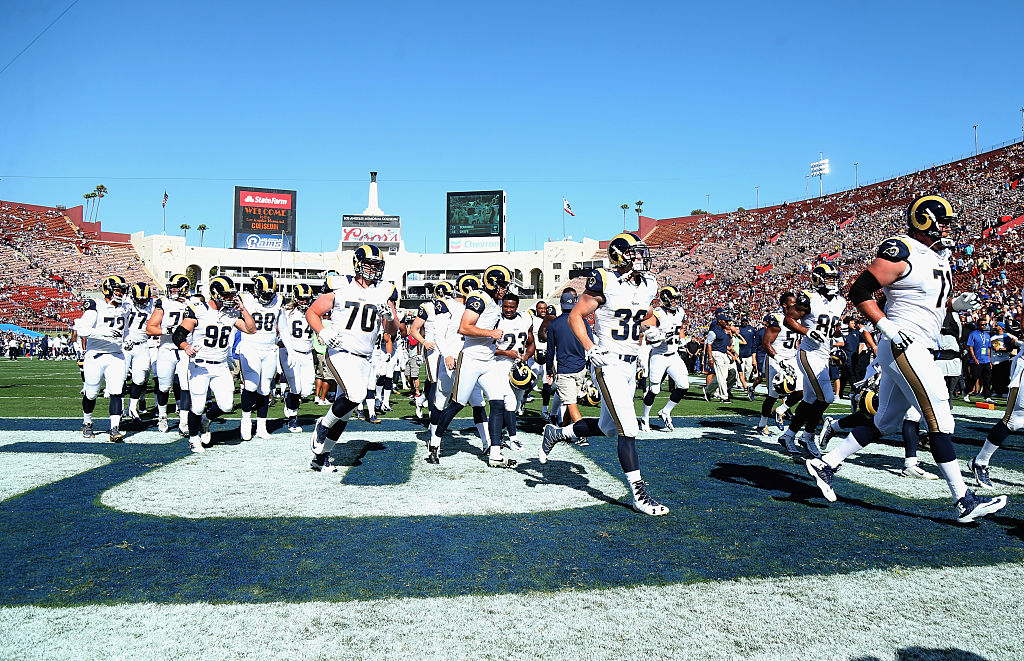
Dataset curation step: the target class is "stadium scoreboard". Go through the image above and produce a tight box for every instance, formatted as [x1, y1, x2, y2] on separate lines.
[446, 190, 505, 253]
[234, 186, 296, 251]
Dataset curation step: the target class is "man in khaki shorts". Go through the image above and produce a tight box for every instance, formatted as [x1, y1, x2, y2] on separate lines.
[544, 291, 594, 426]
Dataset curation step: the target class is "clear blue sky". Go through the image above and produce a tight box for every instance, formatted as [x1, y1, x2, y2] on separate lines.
[2, 0, 1022, 253]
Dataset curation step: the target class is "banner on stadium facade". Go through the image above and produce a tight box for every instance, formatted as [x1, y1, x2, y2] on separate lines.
[233, 186, 296, 251]
[341, 215, 401, 251]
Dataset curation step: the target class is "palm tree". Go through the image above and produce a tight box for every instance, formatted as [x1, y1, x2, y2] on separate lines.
[634, 200, 644, 230]
[180, 223, 191, 242]
[92, 185, 107, 223]
[197, 224, 208, 247]
[621, 203, 629, 230]
[83, 192, 96, 221]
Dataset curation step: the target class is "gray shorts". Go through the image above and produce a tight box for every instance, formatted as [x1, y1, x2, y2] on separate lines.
[314, 351, 333, 382]
[404, 353, 424, 379]
[554, 369, 587, 403]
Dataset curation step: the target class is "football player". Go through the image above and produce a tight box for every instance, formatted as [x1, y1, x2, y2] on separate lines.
[307, 245, 400, 472]
[639, 285, 688, 432]
[173, 276, 256, 453]
[237, 274, 282, 440]
[122, 282, 155, 423]
[969, 288, 1024, 490]
[75, 275, 129, 441]
[529, 301, 553, 418]
[540, 231, 669, 516]
[806, 195, 1007, 523]
[778, 264, 846, 460]
[493, 291, 535, 450]
[278, 284, 316, 433]
[146, 273, 192, 433]
[426, 274, 491, 448]
[409, 281, 454, 420]
[757, 292, 803, 434]
[426, 265, 518, 468]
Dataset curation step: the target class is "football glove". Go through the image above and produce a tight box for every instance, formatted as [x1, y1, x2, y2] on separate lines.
[318, 325, 344, 349]
[377, 303, 395, 322]
[587, 346, 611, 368]
[95, 326, 122, 340]
[950, 292, 982, 312]
[643, 327, 666, 345]
[875, 317, 914, 351]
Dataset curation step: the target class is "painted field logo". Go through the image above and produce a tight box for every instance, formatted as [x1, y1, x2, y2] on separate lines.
[245, 234, 284, 250]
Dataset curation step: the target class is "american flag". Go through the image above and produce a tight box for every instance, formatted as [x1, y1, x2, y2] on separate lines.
[162, 191, 168, 208]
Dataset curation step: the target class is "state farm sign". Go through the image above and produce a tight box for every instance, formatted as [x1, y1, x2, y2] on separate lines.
[238, 190, 293, 209]
[341, 214, 401, 250]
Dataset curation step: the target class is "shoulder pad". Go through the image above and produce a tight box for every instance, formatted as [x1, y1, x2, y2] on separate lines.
[434, 300, 449, 315]
[466, 295, 487, 314]
[416, 303, 431, 320]
[82, 299, 96, 311]
[153, 298, 163, 309]
[764, 313, 780, 328]
[585, 268, 609, 295]
[183, 305, 198, 320]
[388, 283, 399, 302]
[877, 237, 912, 262]
[796, 290, 813, 308]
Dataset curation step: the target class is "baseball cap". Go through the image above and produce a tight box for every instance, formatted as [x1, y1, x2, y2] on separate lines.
[560, 291, 578, 310]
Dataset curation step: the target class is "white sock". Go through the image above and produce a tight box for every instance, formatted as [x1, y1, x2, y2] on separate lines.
[429, 423, 436, 437]
[829, 418, 842, 432]
[626, 470, 643, 493]
[429, 434, 441, 449]
[780, 428, 795, 438]
[83, 413, 93, 423]
[158, 404, 167, 417]
[284, 407, 295, 418]
[561, 424, 577, 438]
[110, 415, 121, 429]
[323, 408, 343, 428]
[823, 433, 863, 468]
[128, 399, 138, 414]
[758, 415, 768, 427]
[508, 434, 518, 447]
[641, 404, 652, 422]
[475, 422, 489, 447]
[365, 399, 375, 417]
[375, 385, 384, 401]
[976, 441, 999, 465]
[937, 460, 968, 500]
[663, 399, 679, 415]
[384, 389, 392, 406]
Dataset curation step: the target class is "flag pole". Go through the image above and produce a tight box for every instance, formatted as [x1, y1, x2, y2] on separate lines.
[561, 196, 566, 240]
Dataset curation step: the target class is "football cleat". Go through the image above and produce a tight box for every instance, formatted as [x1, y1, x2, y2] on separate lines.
[658, 410, 674, 431]
[189, 437, 205, 454]
[425, 445, 440, 464]
[968, 458, 994, 489]
[240, 416, 253, 441]
[109, 427, 125, 443]
[805, 458, 837, 502]
[818, 417, 837, 452]
[310, 452, 338, 473]
[778, 431, 801, 460]
[488, 455, 518, 469]
[157, 416, 169, 433]
[127, 410, 142, 423]
[639, 418, 651, 433]
[955, 489, 1007, 523]
[82, 422, 95, 438]
[631, 480, 669, 516]
[797, 434, 822, 461]
[701, 386, 710, 402]
[255, 421, 272, 440]
[287, 417, 302, 433]
[310, 419, 330, 455]
[539, 424, 563, 464]
[901, 464, 939, 480]
[502, 438, 523, 452]
[746, 387, 756, 402]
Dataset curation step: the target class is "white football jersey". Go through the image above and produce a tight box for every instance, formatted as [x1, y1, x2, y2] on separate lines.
[764, 311, 800, 361]
[154, 296, 189, 348]
[183, 302, 239, 362]
[795, 289, 846, 355]
[878, 235, 952, 345]
[650, 306, 684, 356]
[531, 314, 548, 353]
[122, 299, 155, 344]
[416, 297, 452, 344]
[438, 297, 466, 358]
[279, 306, 315, 353]
[461, 293, 503, 360]
[77, 298, 127, 354]
[586, 268, 658, 356]
[239, 292, 282, 349]
[495, 311, 532, 363]
[326, 275, 398, 357]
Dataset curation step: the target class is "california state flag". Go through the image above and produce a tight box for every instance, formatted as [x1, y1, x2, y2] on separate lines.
[563, 198, 575, 216]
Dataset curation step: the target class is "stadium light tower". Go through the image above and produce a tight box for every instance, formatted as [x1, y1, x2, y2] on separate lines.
[755, 185, 759, 210]
[809, 153, 830, 197]
[706, 193, 710, 214]
[854, 162, 859, 188]
[973, 124, 979, 155]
